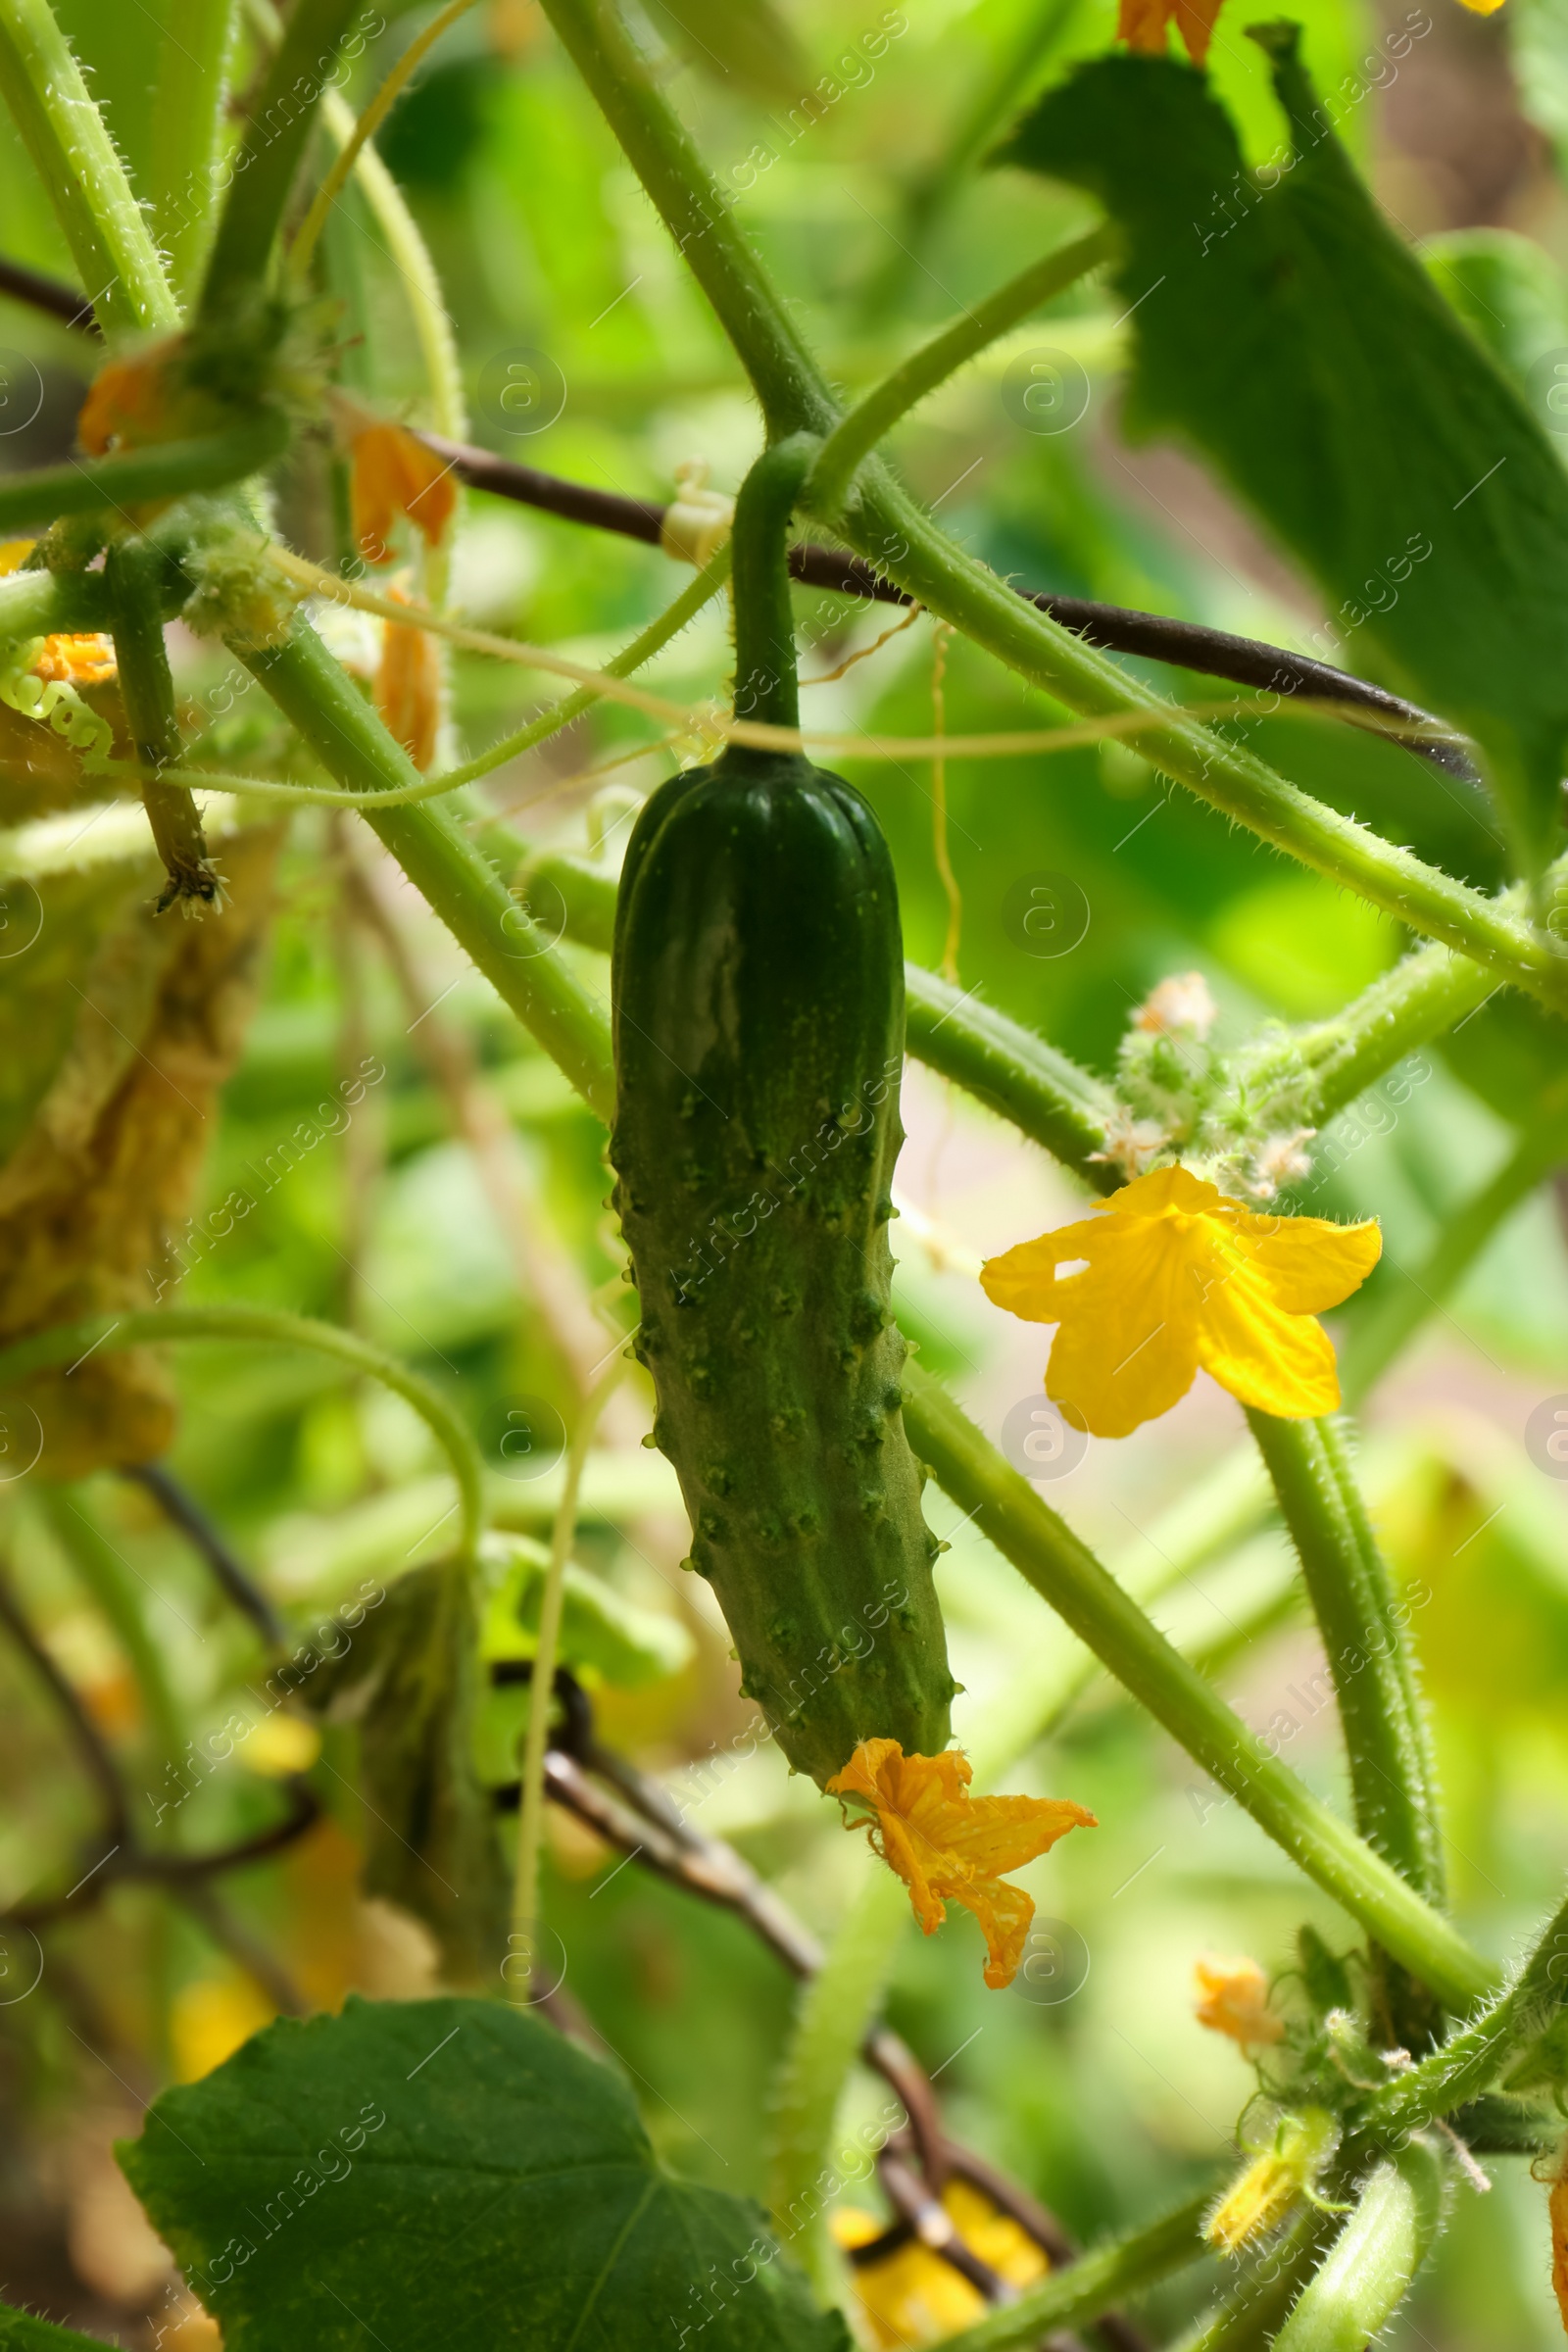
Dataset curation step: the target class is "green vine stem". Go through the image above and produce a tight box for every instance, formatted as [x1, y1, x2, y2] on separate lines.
[107, 541, 218, 910]
[0, 0, 179, 340]
[198, 0, 367, 315]
[842, 479, 1568, 1014]
[728, 434, 820, 746]
[1166, 2213, 1332, 2352]
[510, 1353, 624, 2001]
[532, 0, 1568, 1013]
[1353, 1879, 1568, 2148]
[899, 1360, 1497, 2011]
[1284, 941, 1495, 1130]
[1343, 1106, 1568, 1400]
[0, 1306, 484, 1568]
[0, 416, 291, 537]
[38, 1485, 185, 1774]
[1246, 1410, 1446, 2042]
[808, 223, 1117, 516]
[0, 564, 117, 639]
[1271, 2141, 1446, 2352]
[937, 2189, 1214, 2352]
[149, 0, 238, 306]
[767, 1861, 912, 2300]
[904, 965, 1118, 1181]
[237, 620, 617, 1119]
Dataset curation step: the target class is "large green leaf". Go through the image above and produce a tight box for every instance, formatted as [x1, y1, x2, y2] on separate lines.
[120, 1996, 850, 2352]
[0, 2312, 105, 2349]
[1000, 35, 1568, 879]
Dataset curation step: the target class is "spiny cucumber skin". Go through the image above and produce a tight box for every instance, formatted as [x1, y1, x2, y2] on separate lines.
[611, 753, 955, 1787]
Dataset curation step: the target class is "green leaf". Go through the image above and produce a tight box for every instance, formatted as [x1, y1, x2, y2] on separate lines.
[481, 1532, 696, 1687]
[1000, 36, 1568, 878]
[303, 1566, 507, 1982]
[0, 2310, 108, 2350]
[119, 1995, 852, 2352]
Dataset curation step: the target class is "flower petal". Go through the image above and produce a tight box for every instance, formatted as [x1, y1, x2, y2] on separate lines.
[1197, 1240, 1345, 1418]
[1045, 1215, 1203, 1438]
[979, 1217, 1109, 1323]
[1222, 1205, 1382, 1314]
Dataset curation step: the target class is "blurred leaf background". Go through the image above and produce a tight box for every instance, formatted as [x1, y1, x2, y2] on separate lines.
[1, 0, 1567, 2342]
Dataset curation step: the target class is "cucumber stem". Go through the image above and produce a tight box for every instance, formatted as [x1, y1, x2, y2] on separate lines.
[107, 541, 218, 911]
[727, 433, 820, 755]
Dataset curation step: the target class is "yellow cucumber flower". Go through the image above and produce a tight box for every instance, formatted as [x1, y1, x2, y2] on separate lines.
[348, 418, 457, 566]
[980, 1163, 1380, 1439]
[827, 1739, 1095, 1989]
[1195, 1953, 1284, 2048]
[1206, 2109, 1340, 2254]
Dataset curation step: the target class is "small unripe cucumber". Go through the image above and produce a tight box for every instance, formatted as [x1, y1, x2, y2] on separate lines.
[611, 743, 955, 1786]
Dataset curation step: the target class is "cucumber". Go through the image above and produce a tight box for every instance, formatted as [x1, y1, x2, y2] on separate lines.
[609, 439, 955, 1787]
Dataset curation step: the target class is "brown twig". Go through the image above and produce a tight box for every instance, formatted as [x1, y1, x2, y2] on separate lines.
[6, 1779, 321, 1930]
[124, 1461, 286, 1646]
[0, 253, 98, 332]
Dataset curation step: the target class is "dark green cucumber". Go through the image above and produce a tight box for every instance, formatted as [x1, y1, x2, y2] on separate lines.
[611, 745, 955, 1784]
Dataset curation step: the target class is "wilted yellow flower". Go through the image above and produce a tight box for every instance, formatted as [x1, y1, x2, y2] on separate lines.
[833, 2181, 1048, 2347]
[980, 1163, 1380, 1439]
[375, 586, 443, 771]
[1195, 1954, 1284, 2048]
[236, 1710, 321, 1778]
[1206, 2110, 1339, 2254]
[172, 1972, 275, 2082]
[0, 542, 117, 689]
[827, 1739, 1095, 1989]
[1116, 0, 1228, 62]
[349, 419, 457, 565]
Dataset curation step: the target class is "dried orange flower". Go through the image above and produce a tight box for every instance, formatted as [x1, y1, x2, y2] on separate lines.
[1551, 2158, 1568, 2335]
[350, 420, 457, 565]
[375, 587, 442, 770]
[833, 2180, 1048, 2346]
[827, 1739, 1095, 1989]
[980, 1163, 1381, 1438]
[1195, 1954, 1284, 2048]
[1116, 0, 1229, 64]
[77, 339, 205, 456]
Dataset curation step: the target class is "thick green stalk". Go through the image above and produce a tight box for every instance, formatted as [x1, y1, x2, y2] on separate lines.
[937, 2190, 1213, 2352]
[729, 435, 819, 746]
[1166, 2214, 1331, 2352]
[768, 1863, 912, 2300]
[0, 1306, 484, 1567]
[238, 619, 616, 1118]
[198, 0, 367, 314]
[1271, 2143, 1446, 2352]
[0, 415, 290, 536]
[107, 541, 217, 909]
[535, 0, 835, 438]
[809, 223, 1116, 515]
[149, 0, 238, 304]
[1343, 1108, 1568, 1400]
[842, 477, 1568, 1014]
[0, 0, 179, 339]
[1286, 941, 1496, 1130]
[905, 964, 1117, 1181]
[0, 565, 115, 640]
[899, 1360, 1497, 2012]
[1354, 1880, 1568, 2147]
[1246, 1412, 1443, 1902]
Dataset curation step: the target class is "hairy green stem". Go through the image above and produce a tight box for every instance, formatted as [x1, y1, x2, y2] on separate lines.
[1343, 1107, 1568, 1400]
[730, 435, 819, 745]
[809, 224, 1116, 515]
[1271, 2142, 1446, 2352]
[0, 415, 290, 536]
[107, 542, 217, 909]
[900, 1360, 1497, 2011]
[904, 964, 1117, 1181]
[1286, 942, 1497, 1131]
[0, 0, 179, 339]
[239, 619, 616, 1117]
[767, 1862, 912, 2300]
[511, 1354, 624, 2000]
[199, 0, 367, 315]
[842, 477, 1568, 1013]
[150, 0, 239, 305]
[0, 565, 116, 640]
[1247, 1412, 1444, 1902]
[938, 2189, 1213, 2352]
[1354, 1880, 1568, 2148]
[1247, 1410, 1446, 2041]
[0, 1306, 484, 1567]
[1165, 2213, 1331, 2352]
[536, 0, 835, 438]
